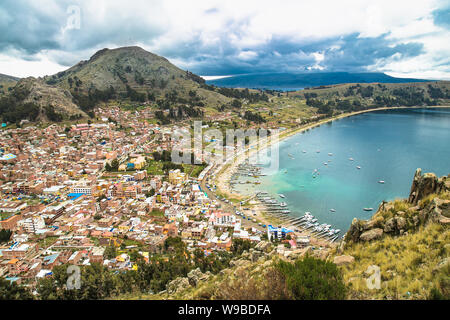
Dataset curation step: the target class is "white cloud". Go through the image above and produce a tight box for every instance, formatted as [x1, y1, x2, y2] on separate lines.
[0, 0, 449, 79]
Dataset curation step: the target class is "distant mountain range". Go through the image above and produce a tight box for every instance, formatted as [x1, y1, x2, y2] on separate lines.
[0, 73, 20, 83]
[205, 72, 431, 90]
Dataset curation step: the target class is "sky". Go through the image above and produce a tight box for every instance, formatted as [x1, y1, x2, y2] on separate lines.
[0, 0, 449, 79]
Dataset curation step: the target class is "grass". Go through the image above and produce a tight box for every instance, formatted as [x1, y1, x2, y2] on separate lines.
[145, 160, 164, 175]
[0, 212, 14, 221]
[337, 222, 449, 299]
[148, 209, 165, 217]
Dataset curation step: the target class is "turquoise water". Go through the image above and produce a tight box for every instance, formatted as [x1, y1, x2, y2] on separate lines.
[236, 107, 450, 232]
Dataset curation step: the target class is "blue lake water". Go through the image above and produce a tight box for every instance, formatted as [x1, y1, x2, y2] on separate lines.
[235, 107, 450, 232]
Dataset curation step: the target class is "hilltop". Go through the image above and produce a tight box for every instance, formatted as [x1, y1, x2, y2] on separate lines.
[0, 73, 19, 83]
[0, 73, 20, 96]
[0, 77, 86, 124]
[44, 46, 231, 109]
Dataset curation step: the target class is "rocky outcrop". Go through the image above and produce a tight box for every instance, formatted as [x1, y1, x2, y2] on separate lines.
[333, 255, 355, 266]
[166, 268, 212, 294]
[345, 169, 449, 243]
[408, 168, 448, 205]
[360, 228, 383, 241]
[166, 277, 190, 295]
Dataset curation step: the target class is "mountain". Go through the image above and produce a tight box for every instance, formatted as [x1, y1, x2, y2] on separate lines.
[206, 72, 431, 90]
[0, 77, 86, 124]
[0, 73, 20, 83]
[44, 46, 230, 108]
[0, 73, 20, 96]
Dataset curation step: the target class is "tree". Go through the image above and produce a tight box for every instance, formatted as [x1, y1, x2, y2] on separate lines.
[231, 99, 242, 108]
[275, 256, 347, 300]
[0, 229, 12, 243]
[0, 278, 33, 300]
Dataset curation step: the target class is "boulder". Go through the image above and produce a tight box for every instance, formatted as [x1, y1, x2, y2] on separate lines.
[360, 228, 383, 241]
[384, 218, 396, 233]
[255, 241, 272, 253]
[396, 217, 407, 230]
[333, 255, 355, 266]
[187, 268, 209, 287]
[166, 277, 190, 294]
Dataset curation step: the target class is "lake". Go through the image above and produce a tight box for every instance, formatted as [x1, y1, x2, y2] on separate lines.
[234, 107, 450, 232]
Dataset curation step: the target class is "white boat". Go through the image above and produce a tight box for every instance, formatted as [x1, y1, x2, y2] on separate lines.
[363, 208, 373, 211]
[316, 150, 320, 153]
[378, 180, 385, 184]
[329, 209, 336, 212]
[356, 166, 361, 169]
[349, 157, 354, 161]
[302, 150, 307, 153]
[328, 153, 333, 156]
[323, 162, 328, 165]
[278, 194, 286, 198]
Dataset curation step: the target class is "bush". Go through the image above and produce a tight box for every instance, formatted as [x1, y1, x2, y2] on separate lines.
[275, 256, 347, 300]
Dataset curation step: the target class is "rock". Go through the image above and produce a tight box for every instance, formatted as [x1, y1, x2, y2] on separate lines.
[360, 228, 383, 241]
[250, 250, 264, 262]
[384, 218, 396, 233]
[333, 255, 355, 266]
[187, 268, 210, 287]
[255, 241, 272, 253]
[396, 217, 407, 230]
[408, 168, 447, 205]
[438, 217, 450, 225]
[363, 216, 384, 230]
[166, 277, 190, 294]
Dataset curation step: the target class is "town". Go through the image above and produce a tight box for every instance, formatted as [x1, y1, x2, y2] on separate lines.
[0, 104, 315, 295]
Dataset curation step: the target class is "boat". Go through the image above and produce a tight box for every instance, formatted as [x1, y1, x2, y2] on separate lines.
[302, 150, 307, 153]
[363, 208, 373, 211]
[278, 194, 286, 198]
[356, 166, 361, 169]
[329, 209, 336, 212]
[323, 162, 328, 165]
[316, 150, 320, 153]
[328, 153, 333, 156]
[378, 180, 385, 184]
[349, 157, 354, 161]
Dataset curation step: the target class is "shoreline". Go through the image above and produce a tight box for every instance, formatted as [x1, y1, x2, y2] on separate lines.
[214, 105, 450, 200]
[210, 105, 450, 235]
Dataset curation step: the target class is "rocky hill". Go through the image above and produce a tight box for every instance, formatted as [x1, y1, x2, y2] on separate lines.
[345, 169, 449, 243]
[0, 73, 19, 96]
[44, 46, 230, 108]
[0, 73, 19, 83]
[334, 169, 449, 299]
[0, 77, 86, 123]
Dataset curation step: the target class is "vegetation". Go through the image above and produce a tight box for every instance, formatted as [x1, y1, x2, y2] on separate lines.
[275, 256, 347, 300]
[0, 229, 12, 243]
[338, 222, 449, 299]
[0, 278, 34, 300]
[29, 237, 252, 300]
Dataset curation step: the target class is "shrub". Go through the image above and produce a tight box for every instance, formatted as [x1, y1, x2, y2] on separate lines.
[275, 256, 347, 300]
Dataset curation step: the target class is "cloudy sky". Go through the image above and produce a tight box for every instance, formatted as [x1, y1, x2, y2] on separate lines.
[0, 0, 449, 79]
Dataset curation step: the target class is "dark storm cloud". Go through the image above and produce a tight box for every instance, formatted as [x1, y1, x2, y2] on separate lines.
[0, 0, 444, 77]
[180, 33, 424, 75]
[0, 0, 65, 54]
[0, 0, 166, 66]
